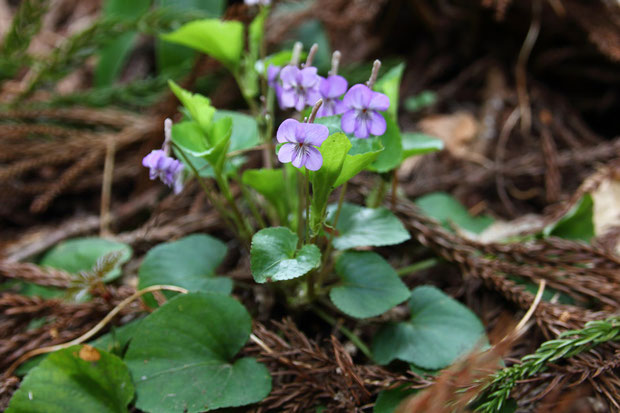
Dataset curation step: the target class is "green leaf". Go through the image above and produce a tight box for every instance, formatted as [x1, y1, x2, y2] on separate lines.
[7, 345, 134, 413]
[250, 227, 321, 283]
[168, 81, 215, 132]
[542, 194, 594, 242]
[125, 293, 271, 412]
[308, 133, 350, 234]
[155, 0, 225, 74]
[330, 251, 410, 318]
[213, 110, 259, 152]
[334, 145, 382, 188]
[414, 192, 494, 234]
[138, 234, 231, 297]
[315, 115, 354, 139]
[171, 120, 209, 156]
[89, 318, 144, 357]
[404, 90, 437, 112]
[203, 116, 233, 173]
[327, 203, 410, 250]
[94, 0, 151, 87]
[160, 19, 244, 70]
[368, 115, 403, 173]
[171, 118, 232, 175]
[372, 286, 486, 369]
[401, 132, 443, 159]
[374, 63, 404, 120]
[242, 169, 289, 225]
[373, 386, 417, 413]
[17, 319, 145, 377]
[40, 237, 131, 282]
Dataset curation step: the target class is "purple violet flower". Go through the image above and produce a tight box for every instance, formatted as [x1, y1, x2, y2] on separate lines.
[316, 75, 348, 118]
[341, 84, 390, 139]
[279, 65, 321, 111]
[267, 65, 280, 88]
[142, 119, 184, 194]
[276, 118, 328, 171]
[142, 150, 184, 194]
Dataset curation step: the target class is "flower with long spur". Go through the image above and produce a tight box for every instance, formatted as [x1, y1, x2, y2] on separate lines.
[279, 65, 321, 111]
[317, 51, 347, 118]
[316, 75, 348, 118]
[142, 118, 185, 194]
[276, 104, 328, 171]
[341, 59, 390, 139]
[341, 84, 390, 139]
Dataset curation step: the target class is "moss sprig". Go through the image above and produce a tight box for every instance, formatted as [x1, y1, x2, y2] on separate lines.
[476, 316, 620, 412]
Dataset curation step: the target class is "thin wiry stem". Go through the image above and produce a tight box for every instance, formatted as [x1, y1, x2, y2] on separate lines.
[4, 285, 189, 377]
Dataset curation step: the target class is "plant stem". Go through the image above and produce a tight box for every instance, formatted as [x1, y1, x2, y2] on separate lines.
[5, 284, 189, 377]
[311, 305, 372, 359]
[304, 169, 311, 243]
[215, 173, 253, 245]
[396, 258, 438, 276]
[315, 182, 348, 289]
[296, 169, 304, 248]
[236, 173, 266, 229]
[174, 144, 237, 233]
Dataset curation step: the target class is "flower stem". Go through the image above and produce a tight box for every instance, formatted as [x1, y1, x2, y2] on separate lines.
[396, 258, 438, 276]
[236, 173, 266, 229]
[315, 182, 347, 289]
[296, 169, 305, 249]
[174, 144, 237, 234]
[215, 173, 253, 246]
[304, 169, 311, 242]
[311, 305, 372, 359]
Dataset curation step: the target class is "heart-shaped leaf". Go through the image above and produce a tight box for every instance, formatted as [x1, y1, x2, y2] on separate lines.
[327, 203, 410, 250]
[138, 234, 231, 298]
[7, 345, 134, 413]
[401, 132, 443, 159]
[160, 19, 244, 70]
[213, 110, 259, 152]
[250, 227, 321, 283]
[372, 286, 486, 369]
[125, 292, 271, 412]
[40, 237, 131, 282]
[414, 192, 494, 235]
[330, 252, 410, 318]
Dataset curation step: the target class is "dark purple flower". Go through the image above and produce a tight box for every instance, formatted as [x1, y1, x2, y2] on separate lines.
[316, 75, 348, 118]
[341, 84, 390, 139]
[279, 65, 321, 111]
[276, 119, 328, 171]
[142, 149, 184, 194]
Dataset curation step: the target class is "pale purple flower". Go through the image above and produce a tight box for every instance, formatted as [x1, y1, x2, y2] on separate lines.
[279, 65, 321, 111]
[267, 65, 280, 88]
[245, 0, 270, 5]
[142, 119, 184, 194]
[341, 84, 390, 139]
[316, 75, 348, 118]
[276, 119, 328, 171]
[142, 150, 184, 194]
